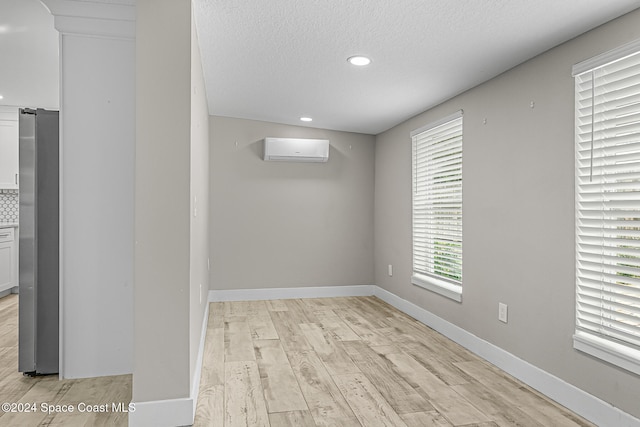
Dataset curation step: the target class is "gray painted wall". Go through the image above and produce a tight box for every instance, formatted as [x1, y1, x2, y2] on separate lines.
[210, 116, 375, 290]
[374, 9, 640, 418]
[135, 0, 192, 402]
[189, 7, 211, 394]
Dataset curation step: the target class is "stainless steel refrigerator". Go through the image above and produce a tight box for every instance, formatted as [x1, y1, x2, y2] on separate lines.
[18, 108, 59, 376]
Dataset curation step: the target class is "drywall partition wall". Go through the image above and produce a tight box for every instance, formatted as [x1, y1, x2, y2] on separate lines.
[189, 7, 210, 399]
[134, 2, 210, 424]
[374, 8, 640, 419]
[210, 116, 375, 291]
[134, 0, 191, 420]
[41, 0, 135, 378]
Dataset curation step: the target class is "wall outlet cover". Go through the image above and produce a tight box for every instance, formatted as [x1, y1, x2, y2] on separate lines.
[499, 302, 508, 323]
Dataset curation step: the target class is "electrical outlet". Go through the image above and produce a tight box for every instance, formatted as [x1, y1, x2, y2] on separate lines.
[388, 264, 393, 276]
[498, 303, 508, 323]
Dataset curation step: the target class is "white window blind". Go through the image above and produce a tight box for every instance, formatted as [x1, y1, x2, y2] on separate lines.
[574, 40, 640, 375]
[411, 112, 463, 302]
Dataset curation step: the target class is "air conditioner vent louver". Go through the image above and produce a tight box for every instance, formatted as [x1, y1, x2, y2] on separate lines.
[263, 137, 329, 162]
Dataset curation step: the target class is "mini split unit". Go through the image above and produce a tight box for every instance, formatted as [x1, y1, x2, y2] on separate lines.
[263, 137, 329, 162]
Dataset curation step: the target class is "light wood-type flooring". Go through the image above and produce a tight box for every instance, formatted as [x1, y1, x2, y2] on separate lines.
[194, 296, 595, 427]
[0, 294, 131, 427]
[1, 293, 596, 426]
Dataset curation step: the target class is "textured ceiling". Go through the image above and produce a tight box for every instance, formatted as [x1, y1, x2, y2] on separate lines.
[193, 0, 640, 135]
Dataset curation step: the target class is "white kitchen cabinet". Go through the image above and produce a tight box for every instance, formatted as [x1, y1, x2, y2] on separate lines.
[0, 227, 16, 292]
[0, 107, 19, 190]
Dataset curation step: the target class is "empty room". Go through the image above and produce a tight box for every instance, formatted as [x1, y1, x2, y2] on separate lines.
[1, 1, 639, 426]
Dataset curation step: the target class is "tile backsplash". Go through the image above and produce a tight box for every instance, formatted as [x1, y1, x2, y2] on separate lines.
[0, 190, 18, 222]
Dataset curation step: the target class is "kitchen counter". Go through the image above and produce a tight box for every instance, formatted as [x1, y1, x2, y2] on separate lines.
[0, 223, 18, 229]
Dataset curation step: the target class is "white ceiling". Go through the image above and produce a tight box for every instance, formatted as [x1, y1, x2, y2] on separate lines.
[2, 1, 639, 134]
[0, 0, 58, 110]
[193, 0, 640, 135]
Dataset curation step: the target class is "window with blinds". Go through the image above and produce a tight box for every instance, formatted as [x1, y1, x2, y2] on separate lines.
[411, 111, 463, 302]
[573, 39, 640, 375]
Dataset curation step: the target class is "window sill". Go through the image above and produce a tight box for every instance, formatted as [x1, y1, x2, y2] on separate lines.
[573, 331, 640, 376]
[412, 273, 462, 302]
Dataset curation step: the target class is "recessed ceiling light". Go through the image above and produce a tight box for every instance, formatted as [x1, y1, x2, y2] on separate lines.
[347, 55, 371, 66]
[300, 117, 313, 122]
[0, 95, 3, 100]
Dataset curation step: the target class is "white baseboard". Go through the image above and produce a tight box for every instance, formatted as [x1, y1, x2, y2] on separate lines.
[129, 302, 210, 427]
[208, 284, 374, 302]
[135, 284, 639, 427]
[128, 397, 193, 427]
[372, 286, 640, 427]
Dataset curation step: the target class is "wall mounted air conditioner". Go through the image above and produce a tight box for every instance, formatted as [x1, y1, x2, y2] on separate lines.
[263, 137, 329, 162]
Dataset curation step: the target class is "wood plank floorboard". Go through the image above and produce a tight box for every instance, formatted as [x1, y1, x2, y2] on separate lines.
[269, 310, 313, 352]
[208, 302, 225, 328]
[194, 321, 225, 427]
[200, 326, 225, 386]
[342, 340, 433, 414]
[333, 372, 408, 426]
[253, 339, 308, 413]
[195, 295, 596, 426]
[224, 316, 257, 362]
[248, 313, 280, 340]
[268, 410, 317, 427]
[333, 308, 393, 346]
[454, 360, 594, 427]
[379, 346, 491, 425]
[0, 294, 131, 427]
[264, 299, 288, 312]
[398, 341, 475, 386]
[286, 350, 361, 427]
[400, 411, 453, 427]
[450, 380, 547, 427]
[284, 299, 319, 323]
[299, 323, 360, 376]
[0, 293, 599, 426]
[224, 360, 270, 427]
[312, 309, 361, 342]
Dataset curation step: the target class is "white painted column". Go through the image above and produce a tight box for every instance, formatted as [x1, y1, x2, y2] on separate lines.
[40, 0, 135, 378]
